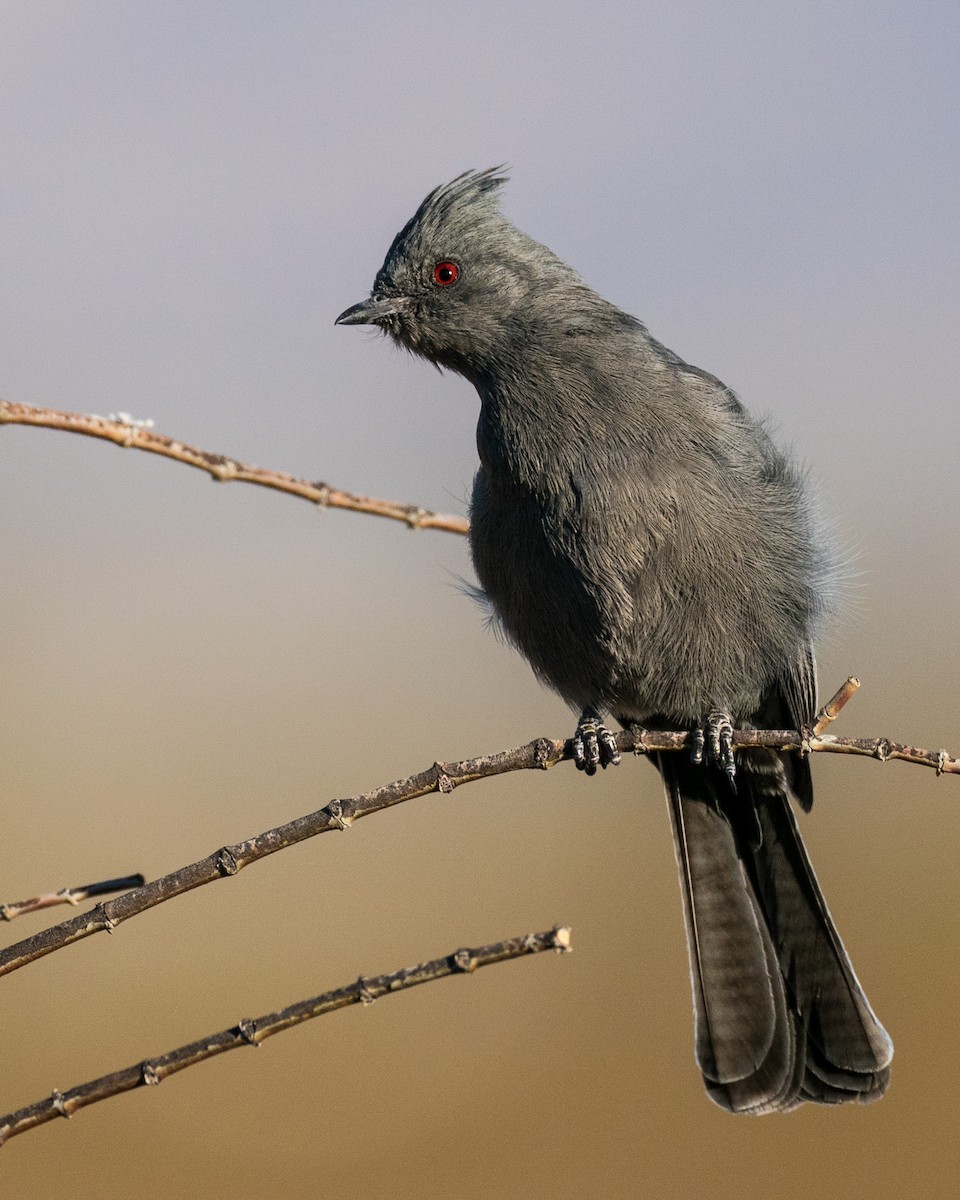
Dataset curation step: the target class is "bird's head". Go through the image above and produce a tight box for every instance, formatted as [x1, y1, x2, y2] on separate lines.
[336, 168, 588, 375]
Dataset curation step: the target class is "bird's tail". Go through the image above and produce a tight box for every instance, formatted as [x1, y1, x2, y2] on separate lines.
[658, 751, 892, 1113]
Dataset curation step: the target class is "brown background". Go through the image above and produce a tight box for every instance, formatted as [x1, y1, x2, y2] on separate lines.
[1, 3, 958, 1196]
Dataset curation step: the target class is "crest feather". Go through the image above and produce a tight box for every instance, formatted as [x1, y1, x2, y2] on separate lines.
[418, 166, 509, 220]
[386, 166, 509, 260]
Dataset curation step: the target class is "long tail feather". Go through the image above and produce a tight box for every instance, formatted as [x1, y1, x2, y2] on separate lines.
[659, 751, 892, 1112]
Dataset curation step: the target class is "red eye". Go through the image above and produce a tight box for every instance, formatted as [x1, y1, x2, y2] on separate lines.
[432, 260, 459, 286]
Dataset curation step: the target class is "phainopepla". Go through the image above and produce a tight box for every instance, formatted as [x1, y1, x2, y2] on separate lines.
[336, 168, 892, 1113]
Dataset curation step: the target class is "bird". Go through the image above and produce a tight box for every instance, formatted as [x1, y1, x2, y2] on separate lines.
[336, 168, 893, 1113]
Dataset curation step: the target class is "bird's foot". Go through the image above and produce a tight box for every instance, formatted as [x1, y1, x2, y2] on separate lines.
[571, 708, 621, 775]
[691, 709, 738, 792]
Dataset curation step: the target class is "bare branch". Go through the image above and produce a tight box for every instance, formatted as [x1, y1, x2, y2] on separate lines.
[0, 925, 571, 1145]
[0, 679, 952, 983]
[813, 675, 860, 734]
[0, 399, 469, 535]
[0, 874, 145, 922]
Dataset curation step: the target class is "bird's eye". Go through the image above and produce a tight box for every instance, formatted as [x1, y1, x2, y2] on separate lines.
[432, 261, 459, 286]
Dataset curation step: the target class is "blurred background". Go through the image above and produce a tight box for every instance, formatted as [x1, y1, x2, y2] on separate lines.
[1, 2, 957, 1195]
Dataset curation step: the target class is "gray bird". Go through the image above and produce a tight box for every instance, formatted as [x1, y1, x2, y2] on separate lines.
[336, 168, 893, 1113]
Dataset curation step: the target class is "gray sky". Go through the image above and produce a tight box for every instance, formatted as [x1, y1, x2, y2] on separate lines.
[1, 3, 958, 1196]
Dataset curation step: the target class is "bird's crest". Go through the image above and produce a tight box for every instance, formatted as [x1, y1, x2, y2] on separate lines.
[384, 167, 509, 264]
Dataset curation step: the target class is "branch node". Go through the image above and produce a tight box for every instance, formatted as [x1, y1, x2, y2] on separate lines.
[141, 1061, 161, 1087]
[208, 456, 237, 482]
[629, 726, 650, 756]
[937, 750, 948, 776]
[874, 739, 891, 762]
[311, 482, 332, 507]
[0, 905, 10, 923]
[324, 800, 351, 830]
[452, 947, 478, 973]
[404, 507, 428, 529]
[51, 1090, 71, 1119]
[216, 847, 240, 876]
[533, 738, 554, 769]
[799, 724, 814, 758]
[94, 904, 117, 933]
[237, 1019, 260, 1046]
[434, 764, 455, 794]
[357, 977, 377, 1005]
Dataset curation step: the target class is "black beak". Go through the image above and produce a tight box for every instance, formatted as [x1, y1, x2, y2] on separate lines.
[334, 294, 402, 326]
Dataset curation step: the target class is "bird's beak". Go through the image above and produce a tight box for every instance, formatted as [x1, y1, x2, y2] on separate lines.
[334, 294, 402, 326]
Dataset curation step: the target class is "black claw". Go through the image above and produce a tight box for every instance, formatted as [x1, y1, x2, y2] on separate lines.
[692, 710, 738, 791]
[572, 709, 620, 774]
[599, 725, 621, 767]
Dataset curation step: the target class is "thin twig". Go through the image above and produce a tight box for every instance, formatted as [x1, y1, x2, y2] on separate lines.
[0, 399, 469, 535]
[0, 875, 146, 923]
[813, 675, 860, 735]
[0, 925, 571, 1145]
[0, 680, 952, 982]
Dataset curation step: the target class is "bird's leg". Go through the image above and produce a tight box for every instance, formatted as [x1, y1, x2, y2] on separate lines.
[571, 707, 621, 775]
[690, 708, 737, 792]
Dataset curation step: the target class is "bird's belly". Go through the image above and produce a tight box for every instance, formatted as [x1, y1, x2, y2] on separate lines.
[469, 478, 780, 723]
[469, 485, 632, 711]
